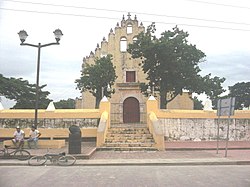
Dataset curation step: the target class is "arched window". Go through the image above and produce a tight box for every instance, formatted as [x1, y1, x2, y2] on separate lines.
[133, 37, 137, 43]
[120, 37, 127, 52]
[127, 24, 133, 34]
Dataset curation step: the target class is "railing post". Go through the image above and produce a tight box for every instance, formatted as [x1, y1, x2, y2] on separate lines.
[146, 96, 158, 128]
[97, 96, 111, 147]
[99, 96, 111, 128]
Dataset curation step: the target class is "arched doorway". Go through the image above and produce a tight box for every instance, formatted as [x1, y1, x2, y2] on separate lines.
[123, 97, 140, 123]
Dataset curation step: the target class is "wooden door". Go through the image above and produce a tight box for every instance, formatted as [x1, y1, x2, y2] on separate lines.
[123, 97, 140, 123]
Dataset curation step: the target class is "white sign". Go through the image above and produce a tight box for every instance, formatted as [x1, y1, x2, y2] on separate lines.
[217, 97, 235, 116]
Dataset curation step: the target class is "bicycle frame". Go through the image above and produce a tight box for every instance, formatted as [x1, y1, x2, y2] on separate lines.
[28, 152, 76, 166]
[44, 152, 65, 164]
[0, 145, 31, 160]
[0, 146, 19, 156]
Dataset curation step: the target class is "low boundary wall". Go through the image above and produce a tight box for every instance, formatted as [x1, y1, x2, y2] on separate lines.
[146, 96, 250, 141]
[1, 98, 249, 143]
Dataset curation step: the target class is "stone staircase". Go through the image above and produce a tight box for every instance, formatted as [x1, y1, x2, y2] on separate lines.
[98, 127, 158, 151]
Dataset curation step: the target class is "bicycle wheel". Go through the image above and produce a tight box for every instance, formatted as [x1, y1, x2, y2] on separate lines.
[14, 150, 31, 160]
[28, 156, 47, 166]
[58, 155, 76, 166]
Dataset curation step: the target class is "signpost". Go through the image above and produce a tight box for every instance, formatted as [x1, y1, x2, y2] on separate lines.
[216, 97, 235, 157]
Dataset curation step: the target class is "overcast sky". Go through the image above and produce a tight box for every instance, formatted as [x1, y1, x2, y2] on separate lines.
[0, 0, 250, 108]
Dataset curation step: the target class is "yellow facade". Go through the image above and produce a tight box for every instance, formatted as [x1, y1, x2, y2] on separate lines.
[1, 99, 249, 149]
[76, 14, 193, 113]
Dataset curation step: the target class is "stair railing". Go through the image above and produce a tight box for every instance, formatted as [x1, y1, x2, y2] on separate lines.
[148, 112, 165, 151]
[96, 111, 109, 147]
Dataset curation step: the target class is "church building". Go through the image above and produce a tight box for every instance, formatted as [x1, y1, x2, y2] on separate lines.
[76, 13, 193, 125]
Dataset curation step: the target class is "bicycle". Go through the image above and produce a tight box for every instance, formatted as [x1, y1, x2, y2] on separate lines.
[28, 151, 76, 166]
[0, 145, 31, 160]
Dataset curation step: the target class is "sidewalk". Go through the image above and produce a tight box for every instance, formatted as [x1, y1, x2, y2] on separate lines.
[0, 141, 250, 166]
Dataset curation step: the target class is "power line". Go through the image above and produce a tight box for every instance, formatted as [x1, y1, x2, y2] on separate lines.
[182, 0, 250, 10]
[2, 0, 250, 27]
[0, 7, 120, 21]
[151, 20, 250, 32]
[1, 7, 250, 32]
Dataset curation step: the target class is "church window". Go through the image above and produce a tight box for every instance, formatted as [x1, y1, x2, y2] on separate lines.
[133, 37, 137, 43]
[127, 24, 133, 34]
[126, 71, 136, 82]
[120, 37, 127, 52]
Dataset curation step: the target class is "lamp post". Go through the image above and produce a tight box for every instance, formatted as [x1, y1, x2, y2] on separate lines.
[18, 29, 63, 128]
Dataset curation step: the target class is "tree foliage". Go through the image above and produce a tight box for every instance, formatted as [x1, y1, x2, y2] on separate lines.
[75, 55, 117, 108]
[54, 98, 75, 109]
[128, 24, 225, 108]
[0, 74, 51, 109]
[193, 96, 204, 110]
[227, 82, 250, 110]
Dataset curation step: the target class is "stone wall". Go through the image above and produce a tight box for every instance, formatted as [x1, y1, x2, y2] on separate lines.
[0, 118, 98, 129]
[160, 118, 250, 141]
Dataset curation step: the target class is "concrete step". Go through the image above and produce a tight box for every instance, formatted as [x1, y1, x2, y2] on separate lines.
[104, 142, 155, 148]
[105, 139, 155, 143]
[110, 123, 147, 128]
[108, 128, 150, 133]
[102, 127, 156, 151]
[105, 139, 154, 143]
[106, 134, 153, 139]
[97, 147, 158, 151]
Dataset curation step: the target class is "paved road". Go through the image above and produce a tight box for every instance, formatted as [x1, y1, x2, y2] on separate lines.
[1, 165, 250, 187]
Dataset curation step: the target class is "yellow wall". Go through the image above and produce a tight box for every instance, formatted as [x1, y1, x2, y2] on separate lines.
[0, 128, 97, 139]
[1, 97, 249, 144]
[0, 109, 100, 119]
[147, 96, 250, 119]
[1, 107, 249, 121]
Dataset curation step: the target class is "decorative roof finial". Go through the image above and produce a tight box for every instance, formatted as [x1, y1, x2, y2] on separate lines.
[127, 12, 131, 19]
[122, 15, 125, 20]
[134, 15, 137, 20]
[140, 22, 144, 27]
[103, 37, 106, 41]
[97, 43, 99, 48]
[116, 22, 119, 27]
[110, 28, 113, 33]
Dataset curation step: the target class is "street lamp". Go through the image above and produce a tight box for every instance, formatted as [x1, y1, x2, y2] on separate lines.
[18, 29, 63, 128]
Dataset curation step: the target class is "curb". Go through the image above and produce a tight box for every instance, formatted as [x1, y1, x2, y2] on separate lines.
[1, 160, 250, 167]
[165, 147, 250, 151]
[74, 161, 250, 166]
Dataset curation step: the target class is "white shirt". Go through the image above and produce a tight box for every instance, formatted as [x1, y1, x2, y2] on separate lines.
[29, 129, 40, 139]
[14, 130, 24, 140]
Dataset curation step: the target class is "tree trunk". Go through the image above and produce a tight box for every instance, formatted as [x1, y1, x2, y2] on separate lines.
[94, 90, 102, 109]
[160, 90, 167, 109]
[95, 97, 101, 109]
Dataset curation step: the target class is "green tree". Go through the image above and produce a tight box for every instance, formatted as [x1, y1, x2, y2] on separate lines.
[54, 98, 75, 109]
[227, 82, 250, 110]
[0, 74, 51, 109]
[193, 96, 204, 110]
[128, 24, 225, 109]
[75, 55, 117, 108]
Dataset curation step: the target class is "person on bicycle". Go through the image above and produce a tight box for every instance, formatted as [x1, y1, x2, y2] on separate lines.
[27, 125, 41, 149]
[12, 126, 25, 149]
